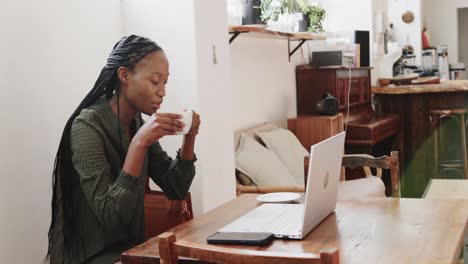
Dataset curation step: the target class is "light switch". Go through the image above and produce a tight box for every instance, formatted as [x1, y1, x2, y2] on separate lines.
[212, 44, 218, 64]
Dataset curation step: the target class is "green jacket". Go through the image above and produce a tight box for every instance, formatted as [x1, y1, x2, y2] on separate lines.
[50, 97, 196, 263]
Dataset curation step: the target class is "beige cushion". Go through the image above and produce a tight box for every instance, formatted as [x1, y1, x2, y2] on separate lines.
[257, 128, 309, 186]
[236, 171, 257, 186]
[337, 176, 386, 200]
[235, 132, 297, 187]
[233, 123, 279, 151]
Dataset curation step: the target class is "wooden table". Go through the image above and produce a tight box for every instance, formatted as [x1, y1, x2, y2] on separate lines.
[122, 194, 468, 264]
[423, 179, 468, 199]
[372, 81, 468, 198]
[423, 179, 468, 263]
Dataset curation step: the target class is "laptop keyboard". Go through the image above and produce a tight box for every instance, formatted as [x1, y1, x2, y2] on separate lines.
[220, 204, 304, 236]
[265, 206, 303, 234]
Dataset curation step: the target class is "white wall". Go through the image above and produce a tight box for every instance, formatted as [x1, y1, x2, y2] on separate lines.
[230, 36, 304, 130]
[423, 0, 468, 64]
[320, 0, 375, 68]
[192, 0, 237, 212]
[122, 0, 236, 216]
[322, 0, 373, 34]
[121, 0, 198, 156]
[0, 1, 121, 263]
[388, 0, 423, 65]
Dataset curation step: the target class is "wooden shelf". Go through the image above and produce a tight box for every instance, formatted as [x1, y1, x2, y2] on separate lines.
[229, 25, 326, 41]
[228, 24, 326, 61]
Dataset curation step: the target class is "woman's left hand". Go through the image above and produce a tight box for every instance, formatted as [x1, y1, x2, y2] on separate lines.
[187, 111, 201, 136]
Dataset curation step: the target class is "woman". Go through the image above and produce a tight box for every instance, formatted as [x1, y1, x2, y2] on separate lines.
[46, 35, 200, 263]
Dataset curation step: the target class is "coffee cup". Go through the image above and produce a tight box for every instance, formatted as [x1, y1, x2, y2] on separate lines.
[175, 110, 193, 135]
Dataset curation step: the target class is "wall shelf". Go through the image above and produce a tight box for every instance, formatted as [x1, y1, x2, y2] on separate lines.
[228, 25, 326, 62]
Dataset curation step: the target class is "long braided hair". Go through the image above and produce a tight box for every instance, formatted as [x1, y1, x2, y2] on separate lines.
[46, 35, 163, 263]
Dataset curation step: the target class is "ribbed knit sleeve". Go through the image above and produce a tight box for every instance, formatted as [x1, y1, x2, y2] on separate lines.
[70, 119, 141, 230]
[148, 142, 196, 200]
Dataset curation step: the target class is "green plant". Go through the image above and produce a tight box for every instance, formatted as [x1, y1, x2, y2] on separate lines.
[306, 5, 326, 32]
[256, 0, 326, 33]
[295, 0, 326, 32]
[257, 0, 288, 23]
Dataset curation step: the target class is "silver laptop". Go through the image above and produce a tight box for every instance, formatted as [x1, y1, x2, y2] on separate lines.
[219, 132, 346, 239]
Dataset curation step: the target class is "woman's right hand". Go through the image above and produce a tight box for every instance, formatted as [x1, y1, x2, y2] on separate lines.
[134, 113, 184, 147]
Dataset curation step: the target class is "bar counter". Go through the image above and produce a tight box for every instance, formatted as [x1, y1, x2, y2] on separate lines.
[372, 81, 468, 197]
[372, 80, 468, 94]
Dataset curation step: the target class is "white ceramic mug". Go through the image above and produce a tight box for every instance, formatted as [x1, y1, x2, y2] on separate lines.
[175, 110, 193, 135]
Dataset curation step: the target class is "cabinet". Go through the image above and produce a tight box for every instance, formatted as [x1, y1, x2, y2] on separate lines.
[295, 65, 399, 149]
[288, 114, 345, 181]
[296, 66, 371, 115]
[296, 65, 400, 191]
[288, 114, 344, 150]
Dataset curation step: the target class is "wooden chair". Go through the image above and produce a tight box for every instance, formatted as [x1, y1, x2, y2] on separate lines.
[340, 151, 400, 197]
[158, 232, 339, 264]
[144, 179, 194, 238]
[237, 151, 400, 198]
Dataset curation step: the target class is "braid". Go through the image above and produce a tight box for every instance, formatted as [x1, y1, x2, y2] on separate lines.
[45, 35, 163, 263]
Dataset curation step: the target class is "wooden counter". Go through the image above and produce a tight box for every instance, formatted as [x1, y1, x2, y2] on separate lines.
[372, 80, 468, 94]
[372, 81, 468, 197]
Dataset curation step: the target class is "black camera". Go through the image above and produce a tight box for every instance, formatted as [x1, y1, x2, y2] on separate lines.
[315, 93, 338, 115]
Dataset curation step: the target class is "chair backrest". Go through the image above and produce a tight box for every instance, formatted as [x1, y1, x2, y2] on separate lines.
[341, 151, 400, 197]
[158, 232, 339, 264]
[144, 188, 193, 238]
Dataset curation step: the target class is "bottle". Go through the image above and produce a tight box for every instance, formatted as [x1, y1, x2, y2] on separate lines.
[437, 45, 449, 80]
[422, 49, 436, 75]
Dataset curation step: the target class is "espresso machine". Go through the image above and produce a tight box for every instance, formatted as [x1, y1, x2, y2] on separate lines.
[421, 46, 465, 80]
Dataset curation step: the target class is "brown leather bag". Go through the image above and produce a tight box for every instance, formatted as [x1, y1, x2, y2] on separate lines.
[144, 181, 193, 239]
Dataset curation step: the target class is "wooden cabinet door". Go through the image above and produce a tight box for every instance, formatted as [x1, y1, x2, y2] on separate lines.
[336, 69, 371, 110]
[296, 68, 336, 115]
[296, 66, 371, 114]
[336, 78, 347, 108]
[361, 76, 370, 102]
[337, 77, 363, 108]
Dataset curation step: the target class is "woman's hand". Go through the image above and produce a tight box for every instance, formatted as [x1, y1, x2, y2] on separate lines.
[186, 111, 201, 136]
[180, 111, 200, 160]
[134, 113, 184, 147]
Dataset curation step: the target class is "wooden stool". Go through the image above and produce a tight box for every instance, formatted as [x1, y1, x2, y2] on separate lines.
[429, 109, 468, 179]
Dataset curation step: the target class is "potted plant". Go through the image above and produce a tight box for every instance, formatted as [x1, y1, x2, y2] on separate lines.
[257, 0, 288, 23]
[295, 0, 326, 33]
[256, 0, 325, 33]
[242, 0, 264, 25]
